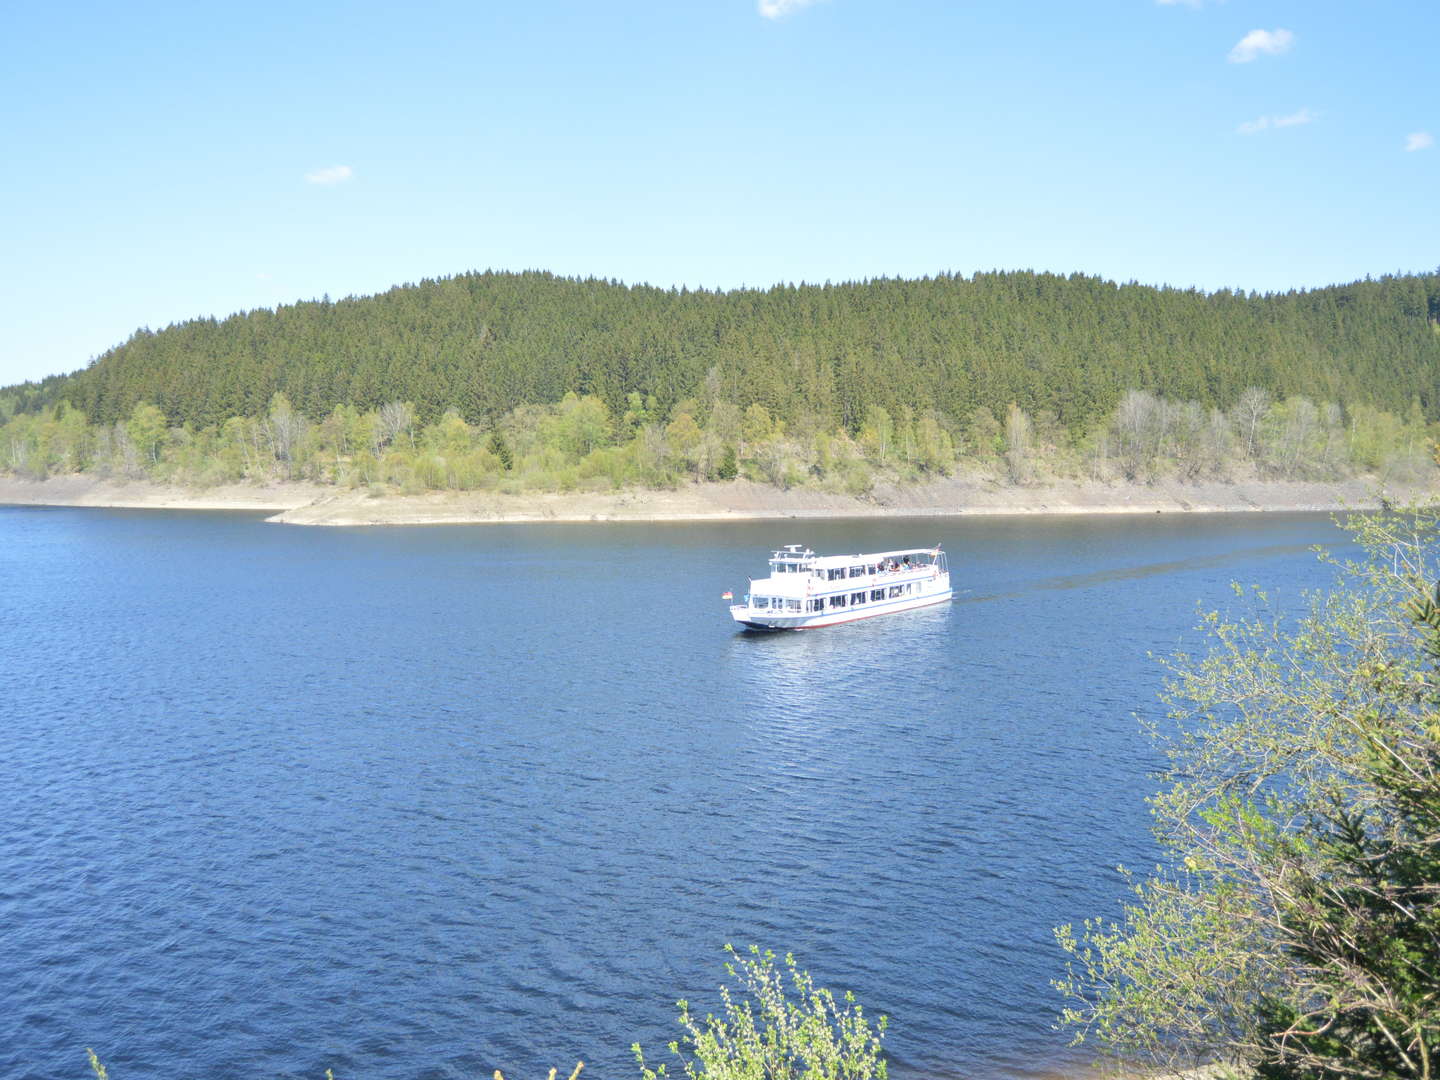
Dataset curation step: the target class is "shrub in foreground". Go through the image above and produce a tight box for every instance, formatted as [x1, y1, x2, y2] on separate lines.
[1056, 504, 1440, 1079]
[633, 944, 888, 1080]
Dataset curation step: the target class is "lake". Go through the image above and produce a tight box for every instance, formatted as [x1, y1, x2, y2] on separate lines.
[0, 507, 1352, 1080]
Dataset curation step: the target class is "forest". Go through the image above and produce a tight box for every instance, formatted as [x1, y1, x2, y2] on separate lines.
[2, 269, 1438, 492]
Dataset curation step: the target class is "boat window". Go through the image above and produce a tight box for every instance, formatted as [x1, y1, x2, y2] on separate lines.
[871, 589, 885, 602]
[889, 585, 903, 598]
[829, 595, 846, 608]
[786, 599, 801, 612]
[848, 565, 865, 578]
[754, 596, 770, 609]
[852, 592, 866, 605]
[826, 567, 843, 581]
[809, 599, 824, 613]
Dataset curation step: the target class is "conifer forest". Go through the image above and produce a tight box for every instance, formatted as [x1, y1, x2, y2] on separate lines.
[3, 269, 1438, 493]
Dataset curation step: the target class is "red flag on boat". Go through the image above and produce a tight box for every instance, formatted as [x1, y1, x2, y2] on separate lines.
[721, 591, 733, 600]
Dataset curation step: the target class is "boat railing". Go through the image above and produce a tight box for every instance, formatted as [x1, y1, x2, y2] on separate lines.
[872, 564, 942, 578]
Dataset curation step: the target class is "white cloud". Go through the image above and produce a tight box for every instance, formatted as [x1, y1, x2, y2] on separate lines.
[758, 0, 825, 18]
[305, 164, 354, 185]
[1272, 108, 1315, 128]
[1405, 132, 1435, 152]
[1228, 28, 1294, 63]
[1237, 107, 1316, 135]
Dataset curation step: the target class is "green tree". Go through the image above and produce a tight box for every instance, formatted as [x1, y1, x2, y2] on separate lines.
[265, 391, 308, 475]
[622, 392, 658, 439]
[218, 415, 258, 477]
[707, 401, 742, 447]
[125, 401, 168, 467]
[423, 408, 474, 462]
[665, 411, 704, 473]
[914, 414, 954, 474]
[965, 406, 1003, 461]
[487, 430, 514, 471]
[544, 392, 613, 459]
[741, 403, 775, 447]
[46, 403, 92, 473]
[859, 405, 894, 464]
[377, 400, 415, 451]
[1056, 504, 1440, 1080]
[1003, 402, 1033, 484]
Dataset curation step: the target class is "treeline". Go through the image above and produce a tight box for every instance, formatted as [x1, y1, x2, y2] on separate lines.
[5, 269, 1440, 440]
[2, 385, 1434, 494]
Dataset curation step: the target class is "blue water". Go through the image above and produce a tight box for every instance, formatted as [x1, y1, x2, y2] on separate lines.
[0, 508, 1351, 1080]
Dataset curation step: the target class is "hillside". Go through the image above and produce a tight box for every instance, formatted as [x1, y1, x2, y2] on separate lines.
[7, 269, 1440, 434]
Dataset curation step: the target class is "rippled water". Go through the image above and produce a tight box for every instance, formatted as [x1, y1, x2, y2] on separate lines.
[0, 508, 1351, 1080]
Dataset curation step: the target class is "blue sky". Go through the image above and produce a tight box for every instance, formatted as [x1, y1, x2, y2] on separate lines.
[3, 0, 1436, 387]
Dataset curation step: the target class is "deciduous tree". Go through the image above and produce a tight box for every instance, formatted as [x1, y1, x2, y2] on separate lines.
[1056, 504, 1440, 1080]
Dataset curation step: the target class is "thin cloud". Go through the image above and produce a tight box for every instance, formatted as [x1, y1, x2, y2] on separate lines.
[305, 165, 354, 186]
[1228, 28, 1294, 63]
[1238, 107, 1317, 135]
[1405, 132, 1435, 152]
[759, 0, 825, 18]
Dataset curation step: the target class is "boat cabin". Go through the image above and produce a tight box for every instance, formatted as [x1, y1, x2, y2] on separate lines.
[731, 544, 952, 629]
[768, 544, 816, 575]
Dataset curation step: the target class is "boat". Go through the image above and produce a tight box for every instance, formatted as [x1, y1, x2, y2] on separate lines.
[727, 544, 951, 630]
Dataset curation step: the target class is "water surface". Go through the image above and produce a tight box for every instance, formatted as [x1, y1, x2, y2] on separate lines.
[0, 508, 1351, 1080]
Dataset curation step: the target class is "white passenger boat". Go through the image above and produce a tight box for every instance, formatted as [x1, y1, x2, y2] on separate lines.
[727, 544, 952, 630]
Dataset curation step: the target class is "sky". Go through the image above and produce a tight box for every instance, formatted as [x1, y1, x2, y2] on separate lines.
[2, 0, 1436, 387]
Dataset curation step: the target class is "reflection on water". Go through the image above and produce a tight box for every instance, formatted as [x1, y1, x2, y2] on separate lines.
[730, 604, 953, 710]
[0, 509, 1350, 1080]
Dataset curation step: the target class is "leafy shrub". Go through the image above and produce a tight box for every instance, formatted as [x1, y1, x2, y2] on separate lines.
[633, 945, 888, 1080]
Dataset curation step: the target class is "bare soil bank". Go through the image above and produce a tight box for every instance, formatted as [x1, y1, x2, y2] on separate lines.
[0, 475, 322, 512]
[2, 473, 1431, 526]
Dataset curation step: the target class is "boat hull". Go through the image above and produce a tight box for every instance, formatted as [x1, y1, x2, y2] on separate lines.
[730, 588, 952, 631]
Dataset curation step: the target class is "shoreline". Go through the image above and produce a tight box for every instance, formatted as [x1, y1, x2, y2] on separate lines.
[1, 473, 1430, 527]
